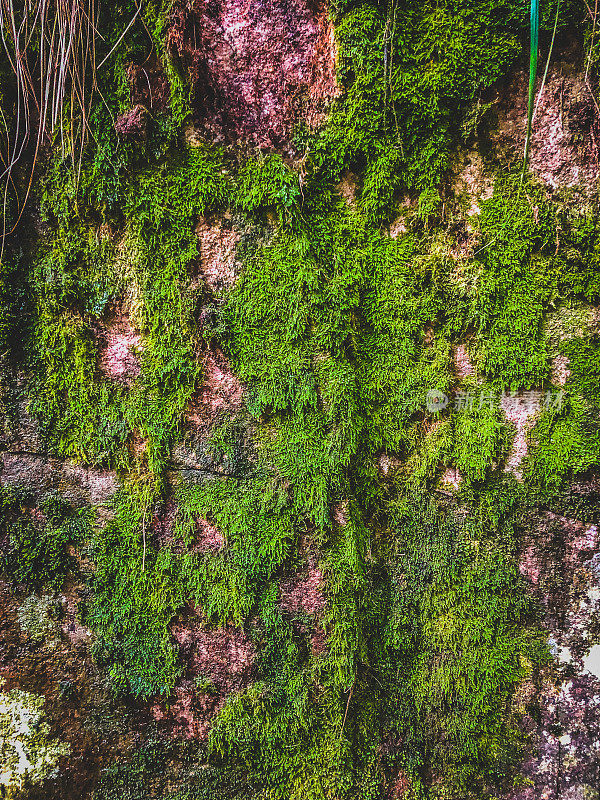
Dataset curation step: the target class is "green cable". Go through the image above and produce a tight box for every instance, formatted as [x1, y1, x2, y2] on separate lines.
[522, 0, 540, 181]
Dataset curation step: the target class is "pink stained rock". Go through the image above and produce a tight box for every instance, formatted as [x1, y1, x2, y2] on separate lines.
[166, 0, 339, 150]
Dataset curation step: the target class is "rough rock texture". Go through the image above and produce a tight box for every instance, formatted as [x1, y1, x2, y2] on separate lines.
[96, 311, 142, 386]
[127, 55, 171, 114]
[149, 500, 225, 553]
[453, 343, 476, 380]
[551, 353, 571, 387]
[0, 374, 119, 507]
[440, 466, 462, 490]
[337, 170, 358, 207]
[115, 53, 172, 136]
[279, 554, 328, 656]
[278, 555, 325, 617]
[0, 454, 119, 507]
[450, 148, 494, 217]
[192, 517, 225, 552]
[168, 347, 248, 485]
[184, 348, 244, 429]
[166, 0, 338, 149]
[493, 63, 599, 198]
[195, 214, 240, 294]
[0, 579, 155, 800]
[115, 103, 149, 139]
[3, 9, 600, 800]
[0, 445, 119, 509]
[515, 490, 600, 800]
[152, 611, 254, 740]
[501, 392, 541, 478]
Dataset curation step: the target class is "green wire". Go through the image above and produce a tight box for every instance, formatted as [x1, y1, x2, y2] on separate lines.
[522, 0, 540, 181]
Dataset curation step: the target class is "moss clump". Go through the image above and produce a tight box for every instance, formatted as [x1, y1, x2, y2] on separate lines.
[0, 489, 92, 589]
[85, 481, 184, 698]
[469, 176, 556, 389]
[31, 144, 231, 476]
[452, 386, 512, 483]
[383, 495, 546, 797]
[27, 227, 131, 466]
[305, 0, 523, 216]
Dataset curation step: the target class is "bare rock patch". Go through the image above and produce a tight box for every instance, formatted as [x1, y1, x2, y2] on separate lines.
[185, 348, 244, 430]
[493, 68, 599, 197]
[501, 391, 541, 478]
[152, 614, 254, 740]
[96, 311, 142, 386]
[195, 215, 239, 293]
[278, 557, 325, 617]
[166, 0, 339, 150]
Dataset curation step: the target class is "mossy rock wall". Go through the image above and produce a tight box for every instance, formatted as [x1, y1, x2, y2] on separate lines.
[1, 1, 600, 798]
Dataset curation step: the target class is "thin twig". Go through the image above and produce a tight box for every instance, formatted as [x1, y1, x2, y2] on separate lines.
[0, 0, 116, 249]
[533, 0, 561, 121]
[97, 4, 140, 68]
[339, 679, 356, 740]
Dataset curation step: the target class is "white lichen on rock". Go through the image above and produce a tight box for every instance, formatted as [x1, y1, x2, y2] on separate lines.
[17, 593, 60, 645]
[0, 679, 70, 795]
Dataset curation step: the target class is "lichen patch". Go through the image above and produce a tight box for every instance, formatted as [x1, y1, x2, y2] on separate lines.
[0, 679, 70, 791]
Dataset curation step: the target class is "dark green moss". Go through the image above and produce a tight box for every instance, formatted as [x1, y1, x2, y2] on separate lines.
[0, 488, 92, 588]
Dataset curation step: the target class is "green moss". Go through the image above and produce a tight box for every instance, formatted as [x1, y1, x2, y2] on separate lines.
[121, 146, 231, 474]
[30, 145, 231, 476]
[94, 739, 253, 800]
[383, 495, 546, 797]
[562, 336, 600, 408]
[178, 475, 296, 625]
[469, 176, 557, 389]
[86, 481, 185, 698]
[236, 154, 301, 216]
[7, 0, 600, 796]
[525, 393, 600, 489]
[453, 386, 511, 484]
[85, 469, 294, 697]
[0, 488, 92, 589]
[306, 0, 524, 215]
[525, 325, 600, 490]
